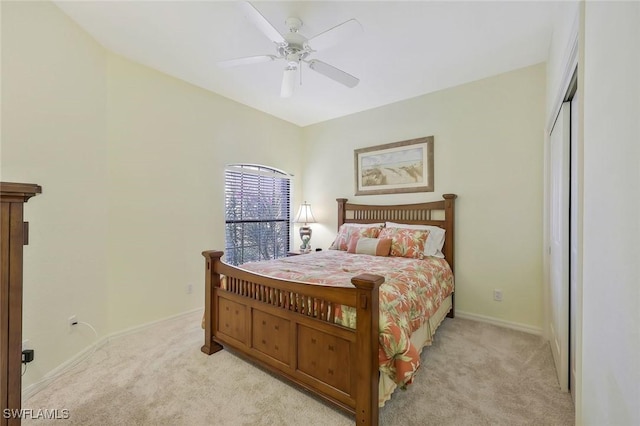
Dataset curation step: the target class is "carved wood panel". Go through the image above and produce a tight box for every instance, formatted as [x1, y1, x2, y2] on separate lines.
[217, 297, 247, 344]
[297, 325, 351, 393]
[252, 310, 291, 365]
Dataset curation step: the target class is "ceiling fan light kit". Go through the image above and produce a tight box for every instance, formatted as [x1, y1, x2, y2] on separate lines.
[281, 67, 297, 98]
[219, 1, 362, 97]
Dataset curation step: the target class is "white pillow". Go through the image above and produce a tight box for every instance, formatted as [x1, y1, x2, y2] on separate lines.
[384, 222, 446, 258]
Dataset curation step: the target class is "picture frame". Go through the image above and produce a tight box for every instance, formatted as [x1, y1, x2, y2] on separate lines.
[354, 136, 434, 196]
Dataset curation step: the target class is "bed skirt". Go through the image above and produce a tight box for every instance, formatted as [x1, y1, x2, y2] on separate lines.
[378, 294, 452, 406]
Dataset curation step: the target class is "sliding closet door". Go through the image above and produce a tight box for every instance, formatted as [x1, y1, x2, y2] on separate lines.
[549, 102, 570, 392]
[569, 94, 579, 400]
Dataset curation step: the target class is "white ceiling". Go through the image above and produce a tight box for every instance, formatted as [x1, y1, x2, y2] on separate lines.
[54, 1, 555, 127]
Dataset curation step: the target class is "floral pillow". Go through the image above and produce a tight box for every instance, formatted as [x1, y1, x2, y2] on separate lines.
[385, 222, 446, 258]
[329, 225, 382, 251]
[378, 227, 430, 259]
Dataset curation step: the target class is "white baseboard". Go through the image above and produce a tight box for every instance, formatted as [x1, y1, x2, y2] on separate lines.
[456, 310, 543, 336]
[104, 307, 202, 341]
[22, 307, 202, 400]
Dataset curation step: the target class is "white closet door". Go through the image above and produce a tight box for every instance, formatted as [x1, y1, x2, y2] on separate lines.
[549, 102, 570, 392]
[570, 94, 578, 400]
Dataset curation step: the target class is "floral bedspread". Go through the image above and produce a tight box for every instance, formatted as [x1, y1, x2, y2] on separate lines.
[237, 250, 454, 387]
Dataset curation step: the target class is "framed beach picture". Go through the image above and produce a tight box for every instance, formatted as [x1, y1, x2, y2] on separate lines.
[354, 136, 434, 195]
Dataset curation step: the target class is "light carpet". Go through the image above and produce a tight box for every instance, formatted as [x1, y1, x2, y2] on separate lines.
[24, 311, 574, 425]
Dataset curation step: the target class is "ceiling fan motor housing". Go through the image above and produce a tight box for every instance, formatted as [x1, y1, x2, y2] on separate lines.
[278, 18, 311, 63]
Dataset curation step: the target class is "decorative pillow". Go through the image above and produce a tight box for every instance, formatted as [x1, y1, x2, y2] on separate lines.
[347, 237, 392, 256]
[378, 227, 430, 259]
[329, 225, 382, 251]
[385, 222, 446, 258]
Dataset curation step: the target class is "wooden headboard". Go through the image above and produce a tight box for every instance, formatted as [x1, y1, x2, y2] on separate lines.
[336, 194, 457, 272]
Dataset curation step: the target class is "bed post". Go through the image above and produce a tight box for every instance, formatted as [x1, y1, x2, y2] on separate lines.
[442, 194, 457, 318]
[351, 273, 383, 426]
[336, 198, 348, 229]
[201, 250, 224, 355]
[442, 194, 456, 273]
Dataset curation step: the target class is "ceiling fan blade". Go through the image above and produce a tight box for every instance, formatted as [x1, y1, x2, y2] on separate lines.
[218, 55, 277, 69]
[307, 19, 363, 51]
[240, 2, 286, 45]
[307, 60, 359, 88]
[280, 66, 297, 98]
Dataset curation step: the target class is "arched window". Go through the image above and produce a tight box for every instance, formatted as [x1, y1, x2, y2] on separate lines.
[224, 164, 291, 265]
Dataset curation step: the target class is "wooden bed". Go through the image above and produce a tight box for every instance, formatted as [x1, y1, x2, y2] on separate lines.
[201, 194, 456, 425]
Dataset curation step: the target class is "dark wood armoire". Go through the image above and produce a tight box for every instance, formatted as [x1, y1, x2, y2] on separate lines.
[1, 182, 41, 425]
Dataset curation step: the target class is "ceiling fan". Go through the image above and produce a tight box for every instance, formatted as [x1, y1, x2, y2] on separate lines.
[219, 2, 363, 98]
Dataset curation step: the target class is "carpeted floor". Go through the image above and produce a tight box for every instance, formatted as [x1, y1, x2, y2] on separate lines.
[24, 311, 574, 425]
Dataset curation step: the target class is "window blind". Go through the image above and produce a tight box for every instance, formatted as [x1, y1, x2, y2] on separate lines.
[224, 164, 291, 265]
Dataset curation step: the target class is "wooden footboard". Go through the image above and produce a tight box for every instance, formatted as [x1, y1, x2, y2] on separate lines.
[202, 250, 383, 425]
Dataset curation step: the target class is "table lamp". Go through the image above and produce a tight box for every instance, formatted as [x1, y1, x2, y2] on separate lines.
[294, 202, 316, 252]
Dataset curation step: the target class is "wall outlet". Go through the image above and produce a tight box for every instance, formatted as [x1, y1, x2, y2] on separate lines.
[22, 339, 31, 351]
[186, 284, 193, 294]
[68, 315, 78, 327]
[493, 289, 503, 302]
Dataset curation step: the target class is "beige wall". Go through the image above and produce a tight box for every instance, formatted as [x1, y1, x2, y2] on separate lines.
[105, 54, 302, 332]
[302, 64, 546, 331]
[1, 0, 110, 390]
[580, 2, 639, 424]
[1, 1, 302, 390]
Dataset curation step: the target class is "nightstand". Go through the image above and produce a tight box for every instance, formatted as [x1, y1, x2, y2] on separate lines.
[287, 250, 311, 256]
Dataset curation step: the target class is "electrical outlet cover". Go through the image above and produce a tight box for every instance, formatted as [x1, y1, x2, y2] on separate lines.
[493, 289, 503, 301]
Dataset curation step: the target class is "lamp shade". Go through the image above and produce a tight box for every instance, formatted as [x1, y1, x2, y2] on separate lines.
[294, 202, 316, 225]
